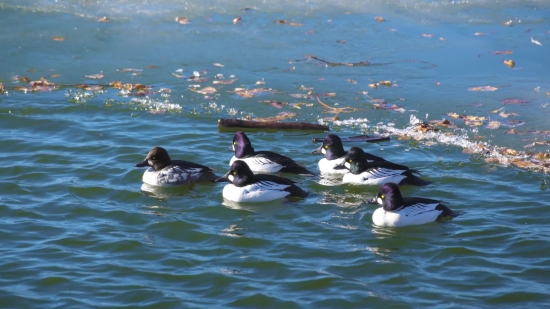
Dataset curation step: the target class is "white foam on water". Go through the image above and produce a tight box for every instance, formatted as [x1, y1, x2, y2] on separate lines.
[130, 97, 182, 113]
[320, 113, 549, 173]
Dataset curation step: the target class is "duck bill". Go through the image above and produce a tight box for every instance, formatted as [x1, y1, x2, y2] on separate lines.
[366, 197, 378, 204]
[135, 158, 149, 167]
[333, 162, 347, 170]
[310, 145, 323, 154]
[215, 172, 230, 183]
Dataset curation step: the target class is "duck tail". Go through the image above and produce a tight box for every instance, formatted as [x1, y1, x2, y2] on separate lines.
[300, 169, 318, 177]
[400, 174, 433, 187]
[436, 204, 458, 218]
[200, 171, 220, 182]
[285, 185, 310, 200]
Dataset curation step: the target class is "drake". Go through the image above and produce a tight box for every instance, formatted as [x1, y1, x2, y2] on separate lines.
[136, 146, 218, 186]
[230, 131, 315, 175]
[367, 182, 457, 227]
[334, 147, 432, 186]
[311, 134, 387, 174]
[215, 160, 309, 202]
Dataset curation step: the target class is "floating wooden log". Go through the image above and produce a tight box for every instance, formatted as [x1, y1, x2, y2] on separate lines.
[218, 118, 329, 131]
[312, 134, 390, 143]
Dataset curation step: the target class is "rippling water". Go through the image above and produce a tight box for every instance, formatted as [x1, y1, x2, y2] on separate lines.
[1, 0, 550, 307]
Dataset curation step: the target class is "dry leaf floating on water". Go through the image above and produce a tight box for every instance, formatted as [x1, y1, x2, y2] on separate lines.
[175, 16, 190, 24]
[503, 60, 515, 68]
[85, 74, 104, 79]
[468, 86, 498, 92]
[531, 37, 542, 46]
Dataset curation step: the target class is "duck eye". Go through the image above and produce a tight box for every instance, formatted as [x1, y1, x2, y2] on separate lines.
[324, 145, 329, 149]
[232, 171, 236, 175]
[151, 156, 156, 160]
[233, 141, 236, 145]
[380, 194, 385, 199]
[348, 159, 352, 163]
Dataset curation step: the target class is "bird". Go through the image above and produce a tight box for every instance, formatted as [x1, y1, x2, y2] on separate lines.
[310, 134, 387, 174]
[229, 131, 315, 175]
[215, 160, 309, 202]
[135, 146, 218, 186]
[334, 147, 432, 186]
[366, 182, 457, 227]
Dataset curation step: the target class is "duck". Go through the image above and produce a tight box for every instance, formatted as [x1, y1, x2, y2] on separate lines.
[230, 131, 315, 175]
[334, 147, 432, 186]
[135, 146, 218, 186]
[310, 134, 387, 174]
[367, 182, 457, 227]
[215, 160, 309, 202]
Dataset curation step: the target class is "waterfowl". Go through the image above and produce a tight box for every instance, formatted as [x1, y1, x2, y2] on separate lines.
[334, 147, 432, 186]
[230, 131, 315, 175]
[216, 160, 309, 202]
[367, 182, 457, 227]
[135, 146, 217, 186]
[311, 134, 387, 174]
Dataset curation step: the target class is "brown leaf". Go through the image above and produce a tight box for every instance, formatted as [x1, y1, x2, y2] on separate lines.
[277, 20, 287, 24]
[503, 60, 515, 68]
[85, 73, 104, 79]
[51, 36, 65, 41]
[486, 121, 501, 129]
[212, 79, 236, 85]
[492, 50, 513, 55]
[193, 86, 217, 95]
[175, 16, 190, 24]
[97, 16, 109, 22]
[510, 159, 537, 169]
[499, 111, 519, 118]
[374, 103, 403, 111]
[118, 68, 143, 73]
[415, 123, 439, 133]
[253, 112, 296, 122]
[289, 22, 304, 26]
[468, 86, 498, 92]
[375, 16, 385, 22]
[501, 98, 530, 104]
[464, 115, 486, 122]
[233, 17, 242, 24]
[109, 81, 123, 89]
[84, 85, 104, 91]
[0, 83, 3, 93]
[447, 112, 464, 119]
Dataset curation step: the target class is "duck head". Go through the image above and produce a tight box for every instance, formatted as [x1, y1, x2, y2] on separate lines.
[136, 146, 171, 171]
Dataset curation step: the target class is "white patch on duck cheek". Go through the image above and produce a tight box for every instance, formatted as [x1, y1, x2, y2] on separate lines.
[321, 148, 326, 155]
[344, 162, 350, 169]
[148, 160, 154, 166]
[232, 144, 235, 151]
[377, 197, 384, 205]
[228, 175, 235, 182]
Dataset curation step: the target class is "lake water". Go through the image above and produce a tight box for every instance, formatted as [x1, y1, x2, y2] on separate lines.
[1, 0, 550, 307]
